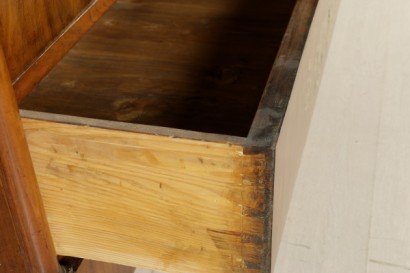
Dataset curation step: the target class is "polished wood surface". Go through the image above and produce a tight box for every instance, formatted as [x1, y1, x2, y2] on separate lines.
[0, 187, 30, 273]
[21, 0, 297, 136]
[24, 118, 271, 273]
[0, 48, 59, 273]
[14, 0, 117, 101]
[0, 0, 92, 81]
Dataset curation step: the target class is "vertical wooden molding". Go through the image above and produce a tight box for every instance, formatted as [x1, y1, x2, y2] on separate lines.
[0, 46, 59, 273]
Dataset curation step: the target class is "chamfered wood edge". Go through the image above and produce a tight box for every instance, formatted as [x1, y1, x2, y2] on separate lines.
[13, 0, 117, 102]
[1, 0, 93, 82]
[20, 110, 248, 146]
[247, 0, 319, 147]
[0, 47, 59, 273]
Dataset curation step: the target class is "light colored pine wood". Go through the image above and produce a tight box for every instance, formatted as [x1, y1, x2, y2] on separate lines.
[23, 118, 269, 273]
[134, 269, 162, 273]
[273, 0, 410, 272]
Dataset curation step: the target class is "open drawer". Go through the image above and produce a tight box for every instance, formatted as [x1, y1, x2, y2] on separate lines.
[7, 0, 318, 272]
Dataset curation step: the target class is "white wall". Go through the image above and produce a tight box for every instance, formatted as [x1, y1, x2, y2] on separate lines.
[273, 0, 410, 272]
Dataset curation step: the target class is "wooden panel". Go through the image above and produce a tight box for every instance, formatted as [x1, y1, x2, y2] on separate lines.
[0, 0, 92, 81]
[20, 0, 297, 137]
[23, 118, 272, 273]
[20, 110, 248, 146]
[0, 48, 58, 273]
[270, 0, 340, 267]
[273, 0, 410, 272]
[14, 0, 117, 101]
[247, 0, 318, 146]
[134, 269, 162, 273]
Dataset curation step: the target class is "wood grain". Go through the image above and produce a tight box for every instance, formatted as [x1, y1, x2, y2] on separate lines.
[0, 48, 58, 273]
[20, 0, 296, 137]
[247, 0, 319, 146]
[0, 0, 92, 81]
[14, 0, 117, 101]
[0, 185, 30, 273]
[23, 118, 272, 273]
[20, 110, 248, 146]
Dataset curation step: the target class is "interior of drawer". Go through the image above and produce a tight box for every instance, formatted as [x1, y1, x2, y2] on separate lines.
[19, 0, 297, 137]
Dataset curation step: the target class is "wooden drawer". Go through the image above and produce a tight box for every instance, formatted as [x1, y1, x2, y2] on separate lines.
[3, 0, 317, 272]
